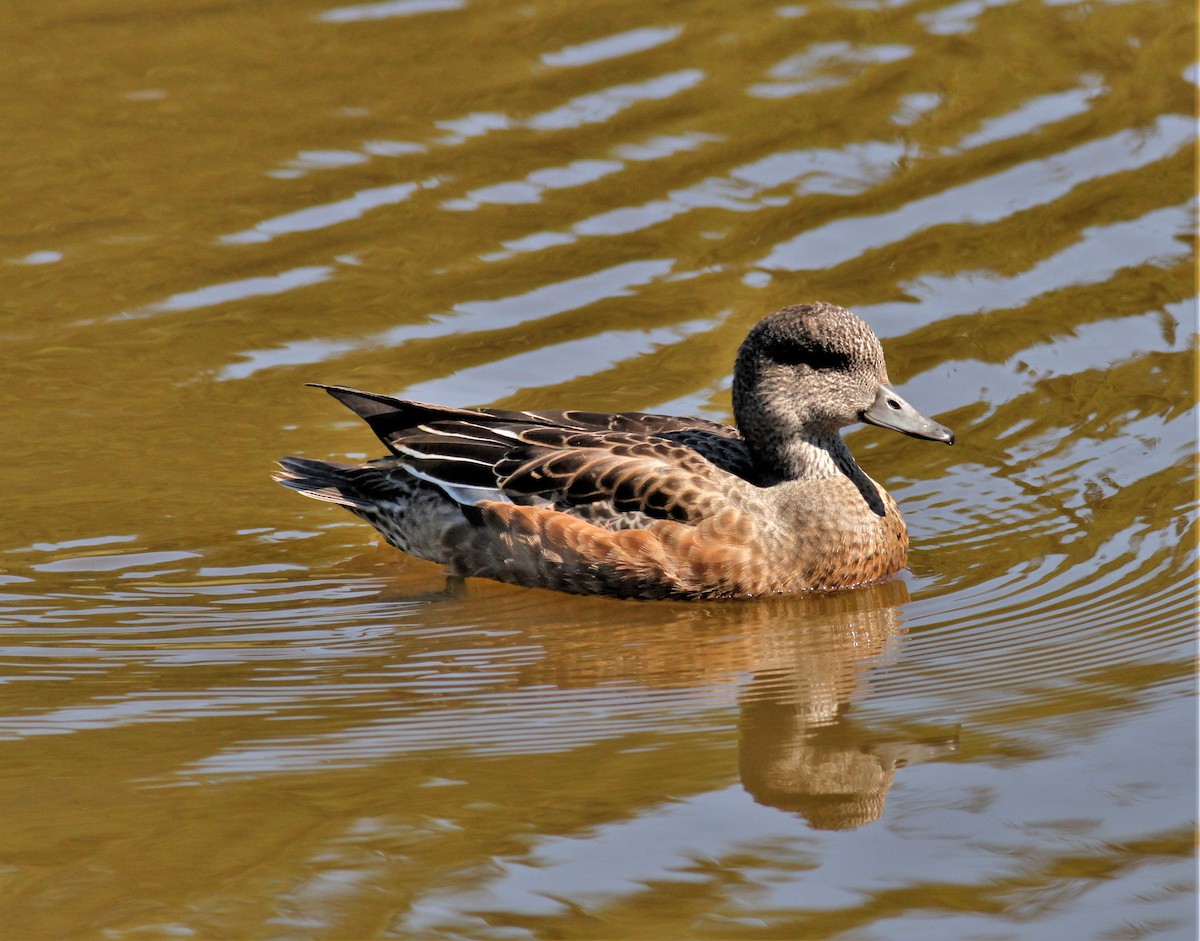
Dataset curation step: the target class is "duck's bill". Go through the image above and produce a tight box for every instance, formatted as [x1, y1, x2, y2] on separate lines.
[862, 384, 955, 444]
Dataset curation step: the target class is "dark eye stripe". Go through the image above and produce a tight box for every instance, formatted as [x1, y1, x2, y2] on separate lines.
[767, 340, 851, 371]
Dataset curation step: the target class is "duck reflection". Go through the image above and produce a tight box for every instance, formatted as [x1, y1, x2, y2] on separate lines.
[739, 675, 957, 830]
[494, 576, 958, 830]
[319, 551, 957, 830]
[726, 581, 957, 830]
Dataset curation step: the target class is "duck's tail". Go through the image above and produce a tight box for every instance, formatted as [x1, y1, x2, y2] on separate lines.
[273, 456, 378, 510]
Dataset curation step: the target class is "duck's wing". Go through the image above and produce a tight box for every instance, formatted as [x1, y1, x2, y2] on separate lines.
[315, 384, 755, 480]
[314, 385, 751, 524]
[494, 428, 736, 523]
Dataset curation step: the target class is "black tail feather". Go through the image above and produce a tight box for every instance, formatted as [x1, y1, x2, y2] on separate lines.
[308, 384, 485, 451]
[274, 456, 375, 509]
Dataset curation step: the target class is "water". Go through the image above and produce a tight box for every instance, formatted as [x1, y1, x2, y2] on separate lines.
[0, 0, 1194, 937]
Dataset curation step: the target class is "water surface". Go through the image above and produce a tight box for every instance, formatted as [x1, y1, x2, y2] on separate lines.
[0, 0, 1195, 937]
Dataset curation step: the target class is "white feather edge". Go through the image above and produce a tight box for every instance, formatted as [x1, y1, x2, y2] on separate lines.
[399, 463, 512, 506]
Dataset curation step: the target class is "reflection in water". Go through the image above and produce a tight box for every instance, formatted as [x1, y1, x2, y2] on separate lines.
[149, 578, 942, 777]
[759, 115, 1195, 272]
[525, 69, 706, 132]
[727, 581, 958, 830]
[220, 180, 437, 245]
[219, 258, 678, 381]
[750, 41, 914, 98]
[317, 0, 465, 24]
[741, 679, 958, 830]
[541, 26, 684, 68]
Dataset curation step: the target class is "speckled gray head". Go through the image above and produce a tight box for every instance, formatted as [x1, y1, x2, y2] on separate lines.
[733, 303, 953, 474]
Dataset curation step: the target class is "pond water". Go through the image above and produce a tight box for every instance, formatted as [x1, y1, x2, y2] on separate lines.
[0, 0, 1195, 937]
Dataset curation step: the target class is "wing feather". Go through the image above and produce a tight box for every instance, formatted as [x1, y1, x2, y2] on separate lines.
[311, 384, 754, 523]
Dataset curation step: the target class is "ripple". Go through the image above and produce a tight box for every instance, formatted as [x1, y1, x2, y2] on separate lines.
[759, 114, 1195, 272]
[857, 202, 1195, 331]
[442, 158, 624, 211]
[398, 316, 719, 404]
[107, 266, 335, 322]
[219, 179, 437, 245]
[947, 78, 1103, 152]
[218, 258, 675, 381]
[919, 0, 1017, 35]
[525, 69, 705, 131]
[541, 26, 684, 68]
[316, 0, 465, 23]
[749, 42, 913, 98]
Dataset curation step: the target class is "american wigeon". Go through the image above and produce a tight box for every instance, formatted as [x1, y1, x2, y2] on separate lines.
[276, 303, 953, 599]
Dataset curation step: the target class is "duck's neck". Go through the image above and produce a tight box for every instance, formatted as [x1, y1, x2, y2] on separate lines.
[748, 431, 888, 517]
[750, 432, 859, 485]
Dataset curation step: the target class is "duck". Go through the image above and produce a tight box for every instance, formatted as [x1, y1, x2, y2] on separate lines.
[275, 302, 953, 600]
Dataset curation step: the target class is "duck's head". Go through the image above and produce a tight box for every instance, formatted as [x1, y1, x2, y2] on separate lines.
[733, 304, 953, 474]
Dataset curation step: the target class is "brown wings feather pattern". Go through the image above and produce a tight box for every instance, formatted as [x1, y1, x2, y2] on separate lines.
[315, 384, 753, 527]
[493, 431, 730, 523]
